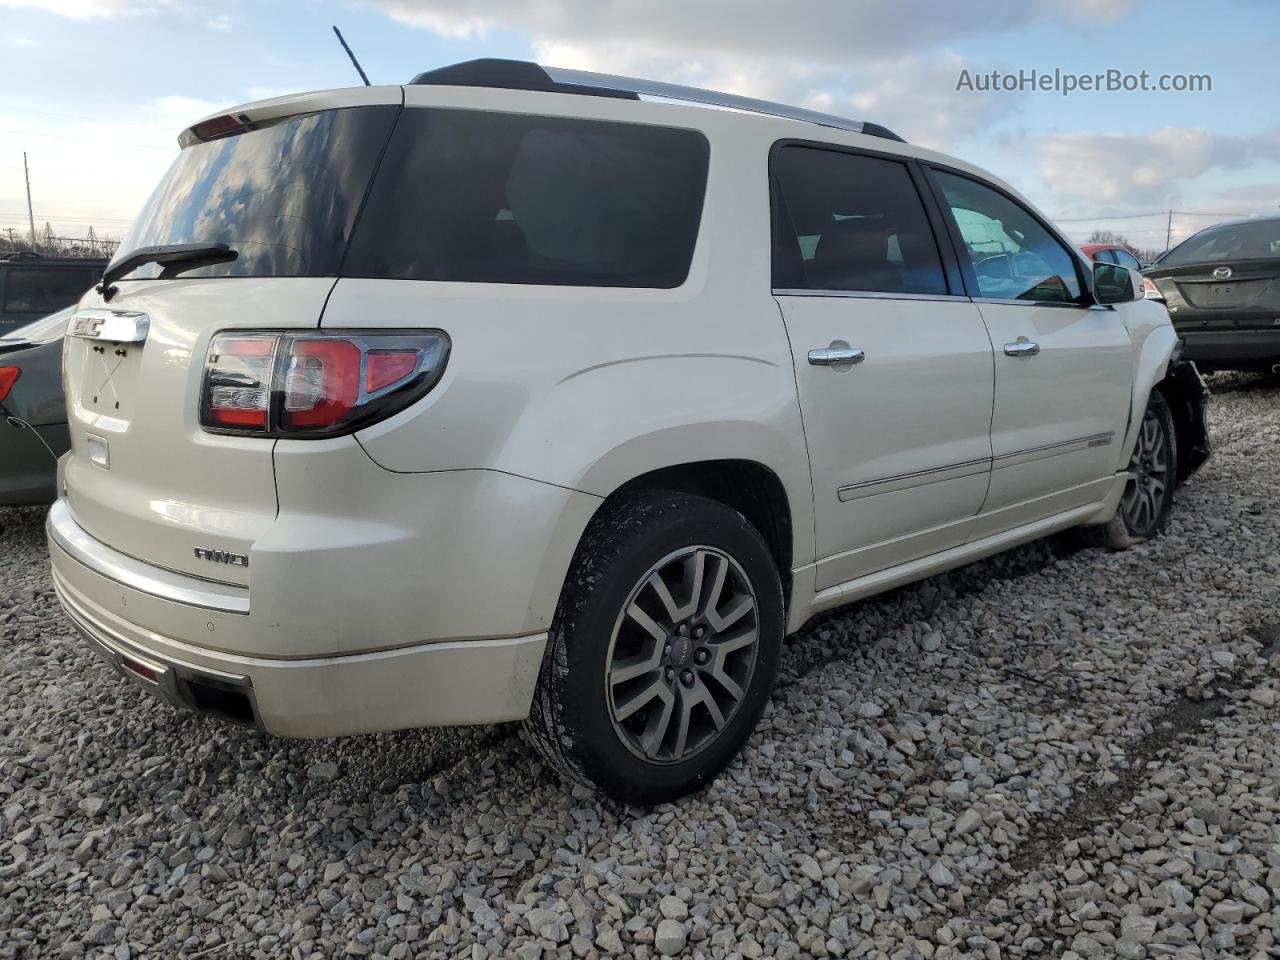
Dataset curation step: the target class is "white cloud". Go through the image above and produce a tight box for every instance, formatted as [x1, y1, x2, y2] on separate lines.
[1213, 182, 1280, 211]
[522, 40, 1016, 152]
[845, 52, 1030, 152]
[376, 0, 1138, 154]
[373, 0, 1137, 62]
[1033, 128, 1280, 207]
[0, 0, 159, 18]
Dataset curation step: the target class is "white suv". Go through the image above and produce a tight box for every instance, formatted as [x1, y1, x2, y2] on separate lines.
[48, 59, 1209, 804]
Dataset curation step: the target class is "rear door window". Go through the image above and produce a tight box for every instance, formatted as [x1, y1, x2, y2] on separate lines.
[112, 106, 400, 280]
[344, 109, 710, 288]
[1113, 249, 1142, 271]
[2, 267, 97, 315]
[770, 145, 947, 295]
[934, 170, 1081, 303]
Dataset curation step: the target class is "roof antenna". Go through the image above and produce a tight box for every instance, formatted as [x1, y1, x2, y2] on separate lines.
[332, 25, 371, 86]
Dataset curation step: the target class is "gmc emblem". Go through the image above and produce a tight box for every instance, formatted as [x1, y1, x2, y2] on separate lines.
[194, 547, 249, 568]
[71, 316, 104, 338]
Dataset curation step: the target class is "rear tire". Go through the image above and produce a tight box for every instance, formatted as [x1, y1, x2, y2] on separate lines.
[524, 491, 784, 805]
[1081, 389, 1178, 549]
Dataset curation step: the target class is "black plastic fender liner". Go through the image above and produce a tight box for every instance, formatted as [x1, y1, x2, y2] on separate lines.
[1161, 359, 1212, 482]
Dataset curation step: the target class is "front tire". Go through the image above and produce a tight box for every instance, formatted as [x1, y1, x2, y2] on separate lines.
[1086, 389, 1178, 548]
[524, 491, 784, 805]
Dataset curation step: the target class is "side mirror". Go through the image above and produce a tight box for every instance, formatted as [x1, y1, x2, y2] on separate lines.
[1093, 260, 1139, 305]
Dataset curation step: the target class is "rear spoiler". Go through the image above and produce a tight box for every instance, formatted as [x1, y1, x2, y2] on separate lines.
[178, 85, 403, 148]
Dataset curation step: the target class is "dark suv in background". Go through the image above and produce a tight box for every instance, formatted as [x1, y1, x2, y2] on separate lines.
[1144, 215, 1280, 372]
[0, 253, 106, 335]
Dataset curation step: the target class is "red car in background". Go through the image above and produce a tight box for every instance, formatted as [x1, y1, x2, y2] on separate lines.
[1081, 243, 1164, 301]
[1080, 242, 1144, 272]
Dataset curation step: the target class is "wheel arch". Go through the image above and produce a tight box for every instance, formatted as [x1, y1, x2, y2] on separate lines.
[570, 453, 809, 623]
[1119, 323, 1178, 471]
[1121, 324, 1211, 484]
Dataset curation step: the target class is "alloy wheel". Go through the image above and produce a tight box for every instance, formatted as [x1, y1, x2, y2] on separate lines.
[1121, 406, 1172, 533]
[604, 545, 760, 764]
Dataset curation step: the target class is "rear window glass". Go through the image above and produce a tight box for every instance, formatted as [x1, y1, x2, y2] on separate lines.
[344, 109, 709, 288]
[111, 106, 399, 280]
[2, 267, 98, 315]
[771, 145, 947, 295]
[1160, 220, 1280, 267]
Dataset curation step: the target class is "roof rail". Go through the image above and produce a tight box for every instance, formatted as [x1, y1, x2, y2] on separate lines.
[410, 59, 906, 143]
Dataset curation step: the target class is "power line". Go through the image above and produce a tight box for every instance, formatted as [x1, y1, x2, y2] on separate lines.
[0, 127, 174, 151]
[0, 212, 133, 223]
[1053, 209, 1251, 223]
[0, 104, 173, 130]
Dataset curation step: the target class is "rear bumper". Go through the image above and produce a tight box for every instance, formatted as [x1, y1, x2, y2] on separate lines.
[48, 502, 550, 736]
[1173, 327, 1280, 364]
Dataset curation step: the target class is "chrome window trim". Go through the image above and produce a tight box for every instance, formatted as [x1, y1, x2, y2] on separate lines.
[971, 296, 1099, 310]
[773, 288, 972, 303]
[47, 500, 250, 615]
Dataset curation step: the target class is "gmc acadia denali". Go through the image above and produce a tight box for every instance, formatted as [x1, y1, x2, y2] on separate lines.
[48, 59, 1209, 804]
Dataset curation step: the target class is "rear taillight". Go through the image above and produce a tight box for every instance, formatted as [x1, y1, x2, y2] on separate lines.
[200, 331, 449, 437]
[203, 336, 275, 431]
[1143, 277, 1165, 301]
[0, 367, 18, 403]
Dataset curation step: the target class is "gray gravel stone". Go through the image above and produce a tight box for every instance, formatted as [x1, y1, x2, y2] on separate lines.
[654, 918, 686, 956]
[306, 760, 340, 782]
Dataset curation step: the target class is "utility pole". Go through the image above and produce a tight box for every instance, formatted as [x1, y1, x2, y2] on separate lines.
[1165, 209, 1173, 252]
[23, 152, 37, 253]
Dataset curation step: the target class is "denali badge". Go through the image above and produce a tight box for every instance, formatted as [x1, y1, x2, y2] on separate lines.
[1213, 266, 1232, 280]
[194, 547, 249, 568]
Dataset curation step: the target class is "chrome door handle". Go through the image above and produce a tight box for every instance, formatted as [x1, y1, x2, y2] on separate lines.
[1003, 338, 1040, 358]
[808, 346, 865, 366]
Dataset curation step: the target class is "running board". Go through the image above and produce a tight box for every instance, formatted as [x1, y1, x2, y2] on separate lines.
[808, 502, 1103, 616]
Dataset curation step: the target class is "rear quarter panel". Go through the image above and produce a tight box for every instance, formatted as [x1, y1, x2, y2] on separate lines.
[328, 100, 817, 569]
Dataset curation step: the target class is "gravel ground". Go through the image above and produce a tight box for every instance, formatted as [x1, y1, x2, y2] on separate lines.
[2, 371, 1279, 960]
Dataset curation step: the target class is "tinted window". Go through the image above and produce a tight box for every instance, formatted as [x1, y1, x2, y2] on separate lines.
[1093, 249, 1116, 264]
[112, 106, 399, 280]
[346, 109, 709, 288]
[771, 146, 946, 295]
[1112, 249, 1142, 271]
[1160, 219, 1280, 267]
[2, 267, 97, 315]
[935, 171, 1081, 303]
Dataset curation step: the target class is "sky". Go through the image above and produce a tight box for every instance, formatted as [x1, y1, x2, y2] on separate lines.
[1, 0, 1277, 255]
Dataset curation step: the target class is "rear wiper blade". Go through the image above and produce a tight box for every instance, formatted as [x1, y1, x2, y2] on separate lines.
[99, 242, 237, 296]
